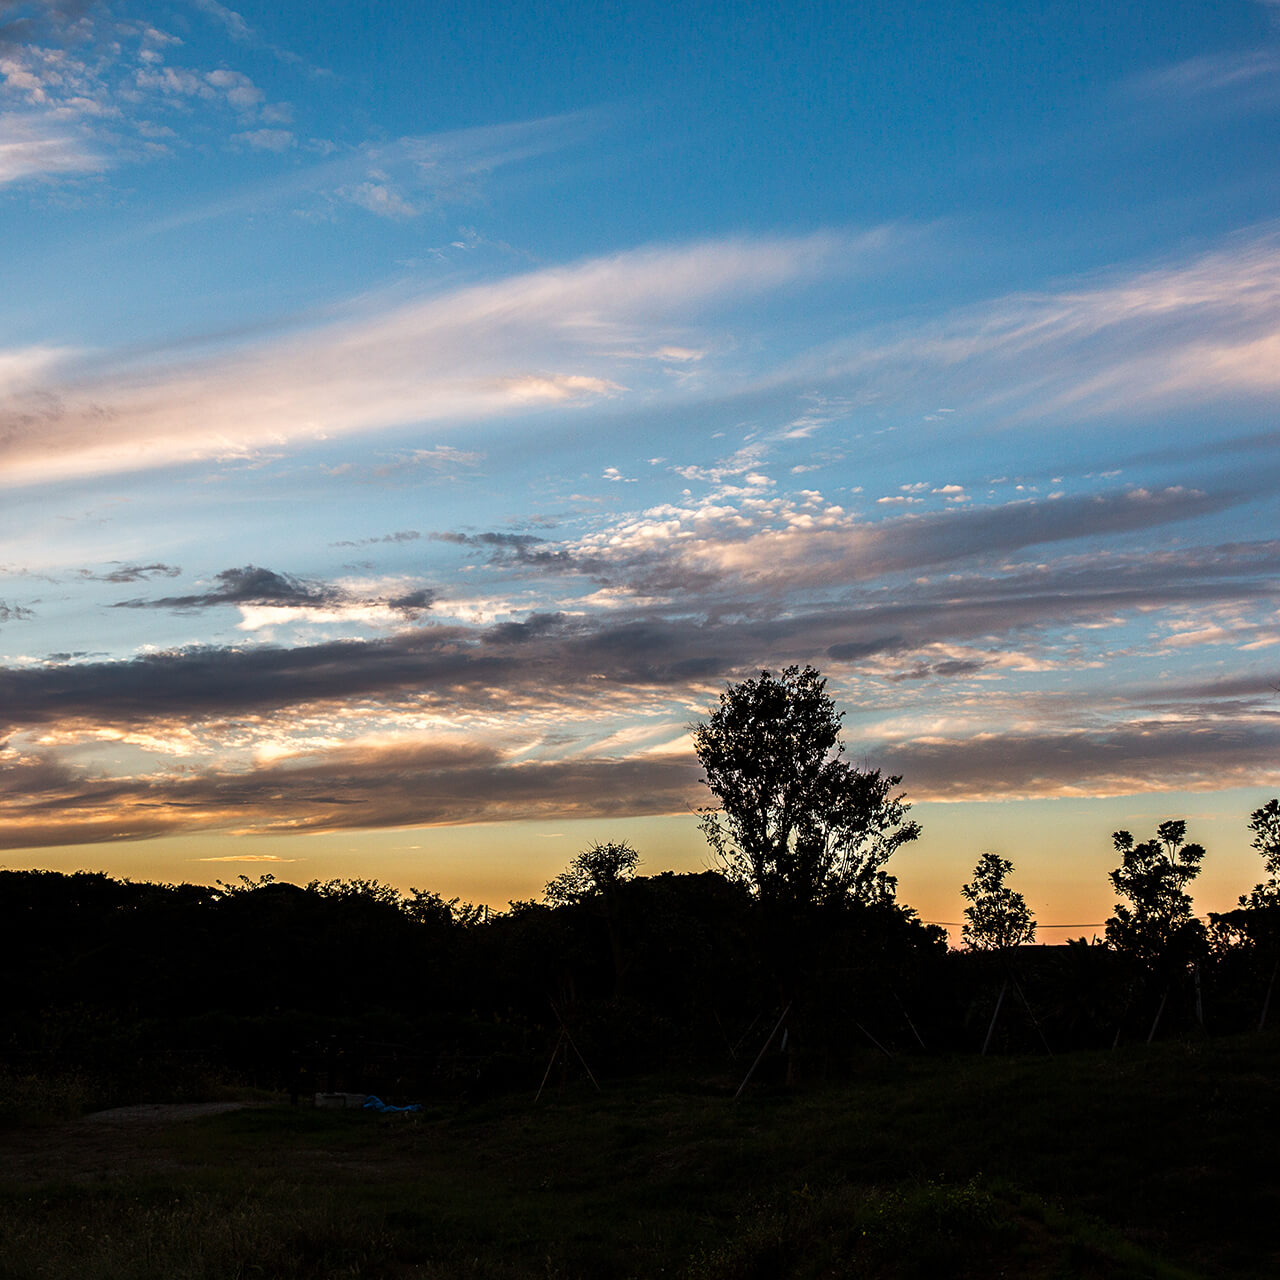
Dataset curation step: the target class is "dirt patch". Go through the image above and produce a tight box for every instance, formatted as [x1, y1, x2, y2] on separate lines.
[82, 1101, 254, 1125]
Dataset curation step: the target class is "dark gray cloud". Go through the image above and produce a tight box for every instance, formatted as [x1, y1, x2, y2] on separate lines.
[431, 530, 609, 577]
[432, 531, 543, 550]
[331, 531, 421, 547]
[483, 611, 571, 644]
[885, 718, 1280, 801]
[887, 657, 987, 682]
[826, 636, 908, 662]
[863, 485, 1245, 575]
[81, 563, 181, 584]
[114, 565, 336, 611]
[3, 529, 1278, 734]
[0, 601, 34, 624]
[0, 740, 702, 850]
[109, 564, 435, 619]
[5, 707, 1279, 850]
[386, 588, 436, 617]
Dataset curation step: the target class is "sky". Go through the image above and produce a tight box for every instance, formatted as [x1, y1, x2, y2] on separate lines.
[2, 0, 1280, 938]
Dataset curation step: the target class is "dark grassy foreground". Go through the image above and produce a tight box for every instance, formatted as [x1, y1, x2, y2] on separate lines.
[1, 1035, 1276, 1279]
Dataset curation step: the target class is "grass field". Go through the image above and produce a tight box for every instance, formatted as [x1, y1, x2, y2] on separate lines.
[1, 1034, 1275, 1278]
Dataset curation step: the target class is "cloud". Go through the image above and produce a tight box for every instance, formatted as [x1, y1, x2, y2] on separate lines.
[799, 231, 1280, 423]
[233, 127, 293, 152]
[564, 481, 1248, 600]
[0, 600, 34, 623]
[197, 855, 299, 863]
[80, 562, 181, 583]
[887, 719, 1280, 802]
[0, 111, 105, 184]
[138, 111, 595, 234]
[331, 530, 422, 548]
[0, 738, 702, 849]
[0, 231, 864, 485]
[1126, 49, 1280, 110]
[114, 565, 337, 611]
[3, 526, 1276, 738]
[0, 2, 292, 182]
[190, 0, 254, 44]
[110, 564, 436, 622]
[4, 664, 1280, 848]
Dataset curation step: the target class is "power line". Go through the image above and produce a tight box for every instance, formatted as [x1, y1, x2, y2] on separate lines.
[926, 920, 1105, 929]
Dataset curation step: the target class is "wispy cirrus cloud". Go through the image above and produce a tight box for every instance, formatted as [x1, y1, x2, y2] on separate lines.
[0, 230, 871, 486]
[0, 110, 105, 184]
[794, 230, 1280, 423]
[1126, 48, 1280, 112]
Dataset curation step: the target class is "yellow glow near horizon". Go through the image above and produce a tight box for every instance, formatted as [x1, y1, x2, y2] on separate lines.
[4, 788, 1271, 949]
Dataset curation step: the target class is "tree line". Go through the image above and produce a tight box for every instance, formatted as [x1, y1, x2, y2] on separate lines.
[4, 665, 1278, 1105]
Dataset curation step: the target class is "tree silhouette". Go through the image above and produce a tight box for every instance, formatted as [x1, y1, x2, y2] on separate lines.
[961, 853, 1036, 952]
[1241, 799, 1280, 912]
[692, 665, 920, 910]
[1106, 820, 1206, 1043]
[1105, 820, 1205, 971]
[543, 841, 640, 907]
[1225, 799, 1280, 1029]
[960, 852, 1047, 1054]
[544, 841, 641, 1001]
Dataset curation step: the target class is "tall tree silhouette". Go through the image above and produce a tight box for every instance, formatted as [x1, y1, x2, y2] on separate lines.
[962, 853, 1036, 952]
[1106, 821, 1205, 969]
[1232, 799, 1280, 1029]
[693, 665, 919, 910]
[1106, 820, 1206, 1042]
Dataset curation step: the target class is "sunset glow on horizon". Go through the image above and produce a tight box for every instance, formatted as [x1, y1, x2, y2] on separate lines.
[4, 1, 1280, 937]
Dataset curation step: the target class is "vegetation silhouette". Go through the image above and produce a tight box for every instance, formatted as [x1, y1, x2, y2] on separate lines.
[961, 853, 1036, 953]
[693, 665, 920, 910]
[691, 665, 926, 1081]
[960, 853, 1048, 1054]
[1106, 820, 1207, 1044]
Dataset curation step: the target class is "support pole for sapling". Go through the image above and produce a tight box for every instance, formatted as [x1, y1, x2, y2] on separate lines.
[982, 980, 1008, 1056]
[734, 1003, 792, 1100]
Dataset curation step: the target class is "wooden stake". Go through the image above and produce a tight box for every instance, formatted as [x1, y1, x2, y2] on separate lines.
[1010, 972, 1053, 1057]
[1146, 986, 1169, 1044]
[982, 980, 1008, 1056]
[734, 1003, 792, 1100]
[891, 988, 927, 1051]
[549, 1002, 601, 1093]
[854, 1020, 894, 1059]
[1259, 956, 1279, 1032]
[535, 1029, 565, 1103]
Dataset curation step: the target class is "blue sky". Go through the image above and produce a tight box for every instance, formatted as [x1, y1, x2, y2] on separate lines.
[2, 0, 1279, 932]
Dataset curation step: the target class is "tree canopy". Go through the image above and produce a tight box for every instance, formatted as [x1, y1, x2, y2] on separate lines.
[1105, 820, 1205, 971]
[1240, 799, 1280, 912]
[543, 841, 640, 907]
[961, 852, 1036, 952]
[692, 665, 920, 910]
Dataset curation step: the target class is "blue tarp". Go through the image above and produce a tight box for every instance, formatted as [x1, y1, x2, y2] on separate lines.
[361, 1094, 421, 1113]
